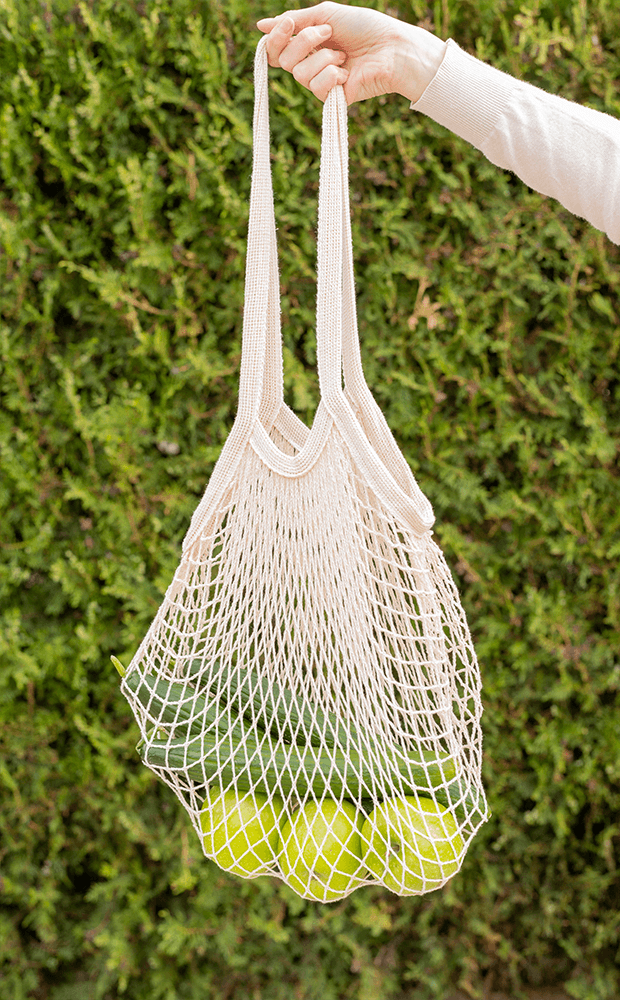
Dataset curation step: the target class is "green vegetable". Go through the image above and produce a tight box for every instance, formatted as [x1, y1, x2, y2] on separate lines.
[138, 729, 459, 807]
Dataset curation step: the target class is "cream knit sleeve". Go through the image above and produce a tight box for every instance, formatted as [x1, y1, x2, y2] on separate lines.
[410, 39, 620, 246]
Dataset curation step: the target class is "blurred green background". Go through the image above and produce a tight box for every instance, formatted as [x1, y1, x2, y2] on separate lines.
[1, 0, 619, 997]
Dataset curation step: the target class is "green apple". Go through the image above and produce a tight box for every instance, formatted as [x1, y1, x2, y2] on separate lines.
[278, 798, 365, 902]
[361, 794, 464, 895]
[200, 786, 284, 877]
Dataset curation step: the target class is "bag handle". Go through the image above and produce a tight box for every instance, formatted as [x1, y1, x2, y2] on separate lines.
[242, 36, 437, 509]
[182, 36, 434, 553]
[240, 34, 360, 425]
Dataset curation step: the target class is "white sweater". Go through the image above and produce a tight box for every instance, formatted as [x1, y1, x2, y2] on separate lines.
[411, 39, 620, 246]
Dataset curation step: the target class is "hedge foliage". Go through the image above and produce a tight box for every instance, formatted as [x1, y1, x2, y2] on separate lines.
[1, 0, 619, 997]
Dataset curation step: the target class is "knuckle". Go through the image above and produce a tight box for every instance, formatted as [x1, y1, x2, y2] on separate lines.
[326, 64, 339, 84]
[266, 46, 281, 68]
[279, 50, 293, 71]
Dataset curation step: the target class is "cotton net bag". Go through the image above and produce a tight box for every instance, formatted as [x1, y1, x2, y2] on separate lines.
[121, 35, 490, 902]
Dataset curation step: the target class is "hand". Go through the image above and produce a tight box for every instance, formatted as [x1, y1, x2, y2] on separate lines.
[256, 1, 446, 105]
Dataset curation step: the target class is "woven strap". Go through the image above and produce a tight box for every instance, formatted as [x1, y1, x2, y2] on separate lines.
[182, 36, 434, 552]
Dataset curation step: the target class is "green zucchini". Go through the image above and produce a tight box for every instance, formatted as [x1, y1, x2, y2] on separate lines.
[138, 729, 456, 803]
[139, 731, 484, 823]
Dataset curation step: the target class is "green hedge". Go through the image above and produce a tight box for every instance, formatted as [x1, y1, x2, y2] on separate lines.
[1, 0, 619, 997]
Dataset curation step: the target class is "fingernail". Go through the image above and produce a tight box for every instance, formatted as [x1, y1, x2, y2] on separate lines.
[281, 16, 294, 31]
[318, 24, 331, 35]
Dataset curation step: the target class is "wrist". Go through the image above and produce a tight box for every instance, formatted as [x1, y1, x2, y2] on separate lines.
[390, 24, 447, 104]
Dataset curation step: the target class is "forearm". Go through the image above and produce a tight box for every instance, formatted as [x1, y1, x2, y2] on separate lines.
[398, 33, 620, 246]
[390, 23, 448, 105]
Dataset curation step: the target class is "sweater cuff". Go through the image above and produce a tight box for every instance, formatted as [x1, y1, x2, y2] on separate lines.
[410, 39, 518, 150]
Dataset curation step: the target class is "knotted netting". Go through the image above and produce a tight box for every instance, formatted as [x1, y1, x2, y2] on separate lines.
[120, 35, 489, 902]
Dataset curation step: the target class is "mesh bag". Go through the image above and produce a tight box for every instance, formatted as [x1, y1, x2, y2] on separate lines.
[121, 35, 490, 902]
